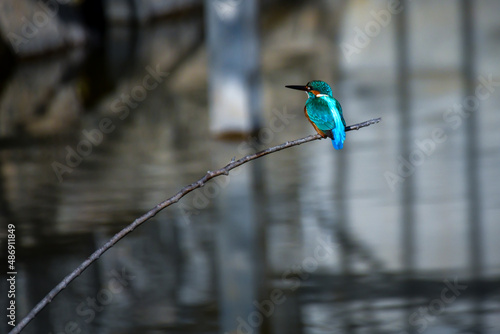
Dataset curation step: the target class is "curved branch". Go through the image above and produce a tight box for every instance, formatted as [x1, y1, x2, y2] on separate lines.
[10, 117, 381, 334]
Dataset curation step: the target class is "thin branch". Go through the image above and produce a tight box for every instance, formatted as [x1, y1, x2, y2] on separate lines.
[10, 117, 381, 334]
[345, 118, 382, 131]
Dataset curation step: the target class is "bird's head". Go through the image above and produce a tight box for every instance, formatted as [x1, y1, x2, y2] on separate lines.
[286, 80, 333, 98]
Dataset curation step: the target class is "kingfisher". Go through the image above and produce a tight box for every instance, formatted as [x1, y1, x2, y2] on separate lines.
[286, 80, 346, 150]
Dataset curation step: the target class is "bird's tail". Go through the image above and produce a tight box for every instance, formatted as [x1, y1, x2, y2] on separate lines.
[331, 116, 346, 150]
[331, 134, 345, 150]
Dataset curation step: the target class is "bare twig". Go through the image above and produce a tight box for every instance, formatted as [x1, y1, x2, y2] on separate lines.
[10, 117, 381, 334]
[345, 118, 381, 131]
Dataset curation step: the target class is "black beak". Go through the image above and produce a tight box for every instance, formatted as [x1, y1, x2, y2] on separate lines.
[285, 85, 309, 91]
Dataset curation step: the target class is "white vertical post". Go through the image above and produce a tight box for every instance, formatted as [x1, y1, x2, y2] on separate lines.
[205, 0, 261, 136]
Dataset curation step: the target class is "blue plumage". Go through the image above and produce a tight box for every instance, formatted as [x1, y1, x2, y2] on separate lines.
[286, 80, 346, 150]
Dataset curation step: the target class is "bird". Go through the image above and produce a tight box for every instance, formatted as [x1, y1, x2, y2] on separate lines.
[286, 80, 346, 150]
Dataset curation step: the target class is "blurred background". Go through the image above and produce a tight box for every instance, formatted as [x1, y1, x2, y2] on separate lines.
[0, 0, 499, 333]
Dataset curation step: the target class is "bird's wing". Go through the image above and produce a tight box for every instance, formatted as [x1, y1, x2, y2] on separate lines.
[333, 99, 347, 128]
[306, 97, 339, 131]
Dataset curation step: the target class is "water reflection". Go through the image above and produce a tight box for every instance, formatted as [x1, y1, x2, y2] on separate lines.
[1, 2, 500, 334]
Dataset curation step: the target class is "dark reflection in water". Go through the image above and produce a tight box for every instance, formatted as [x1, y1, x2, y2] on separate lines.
[1, 2, 500, 334]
